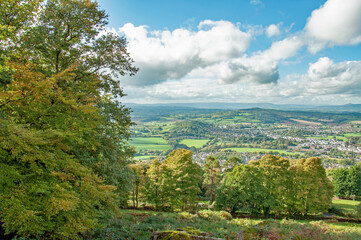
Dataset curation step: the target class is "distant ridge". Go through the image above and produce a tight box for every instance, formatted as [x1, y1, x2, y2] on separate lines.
[126, 102, 361, 112]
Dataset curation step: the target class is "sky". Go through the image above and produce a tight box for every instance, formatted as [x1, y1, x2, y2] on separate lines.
[97, 0, 361, 105]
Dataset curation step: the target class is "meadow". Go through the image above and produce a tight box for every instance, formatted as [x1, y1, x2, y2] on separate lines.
[130, 137, 171, 151]
[179, 139, 210, 148]
[224, 147, 298, 155]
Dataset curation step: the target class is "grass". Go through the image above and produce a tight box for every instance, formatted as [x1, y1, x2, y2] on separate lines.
[91, 209, 361, 240]
[130, 137, 171, 151]
[224, 147, 297, 155]
[332, 199, 361, 213]
[344, 133, 361, 138]
[179, 139, 209, 148]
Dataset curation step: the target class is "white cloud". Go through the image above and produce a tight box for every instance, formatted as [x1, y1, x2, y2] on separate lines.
[303, 57, 361, 95]
[118, 20, 250, 86]
[215, 36, 304, 84]
[122, 57, 361, 105]
[260, 36, 304, 61]
[266, 24, 281, 38]
[250, 0, 264, 6]
[305, 0, 361, 53]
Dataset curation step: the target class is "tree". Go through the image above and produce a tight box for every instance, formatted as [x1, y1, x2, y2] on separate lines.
[216, 164, 267, 214]
[0, 0, 137, 238]
[165, 149, 202, 211]
[331, 165, 361, 199]
[331, 168, 349, 198]
[223, 156, 243, 172]
[0, 65, 118, 239]
[128, 163, 148, 208]
[289, 158, 333, 215]
[250, 155, 291, 215]
[203, 156, 221, 204]
[144, 159, 173, 210]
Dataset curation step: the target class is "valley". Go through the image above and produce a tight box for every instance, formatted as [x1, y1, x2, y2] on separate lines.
[130, 106, 361, 167]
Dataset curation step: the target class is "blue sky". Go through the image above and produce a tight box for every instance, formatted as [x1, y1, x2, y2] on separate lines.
[97, 0, 361, 105]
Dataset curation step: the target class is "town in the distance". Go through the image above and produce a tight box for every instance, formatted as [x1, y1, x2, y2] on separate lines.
[130, 103, 361, 168]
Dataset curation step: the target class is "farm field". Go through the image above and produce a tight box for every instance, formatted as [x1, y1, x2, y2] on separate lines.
[224, 147, 298, 155]
[130, 137, 171, 151]
[179, 139, 209, 148]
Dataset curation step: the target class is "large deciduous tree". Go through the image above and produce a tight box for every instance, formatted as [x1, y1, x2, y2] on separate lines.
[216, 155, 333, 216]
[165, 149, 202, 211]
[0, 0, 137, 238]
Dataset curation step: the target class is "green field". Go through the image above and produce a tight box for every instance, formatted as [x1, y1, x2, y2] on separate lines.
[133, 155, 156, 160]
[130, 137, 171, 151]
[180, 139, 209, 148]
[344, 133, 361, 138]
[224, 147, 297, 155]
[332, 199, 361, 213]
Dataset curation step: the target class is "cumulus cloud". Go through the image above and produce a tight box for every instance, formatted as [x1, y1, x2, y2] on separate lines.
[275, 57, 361, 104]
[266, 24, 281, 38]
[216, 36, 304, 84]
[118, 20, 250, 86]
[303, 57, 361, 95]
[123, 57, 361, 105]
[305, 0, 361, 53]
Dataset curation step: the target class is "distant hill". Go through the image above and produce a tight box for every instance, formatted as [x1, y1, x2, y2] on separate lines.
[126, 102, 361, 112]
[125, 103, 361, 124]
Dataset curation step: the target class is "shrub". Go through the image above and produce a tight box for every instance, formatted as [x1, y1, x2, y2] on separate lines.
[197, 210, 232, 221]
[178, 212, 196, 220]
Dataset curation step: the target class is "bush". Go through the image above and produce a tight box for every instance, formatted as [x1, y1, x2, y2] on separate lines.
[197, 210, 232, 221]
[178, 212, 196, 220]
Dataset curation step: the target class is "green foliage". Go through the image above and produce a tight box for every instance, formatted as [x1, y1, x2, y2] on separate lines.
[144, 150, 202, 211]
[164, 149, 202, 211]
[330, 166, 361, 199]
[0, 0, 137, 238]
[86, 209, 361, 240]
[202, 156, 221, 203]
[288, 157, 334, 215]
[144, 159, 173, 210]
[128, 163, 148, 208]
[197, 210, 232, 221]
[216, 164, 267, 214]
[216, 155, 333, 216]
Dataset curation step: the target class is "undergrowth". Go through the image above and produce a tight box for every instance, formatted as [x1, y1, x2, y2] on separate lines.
[86, 210, 361, 240]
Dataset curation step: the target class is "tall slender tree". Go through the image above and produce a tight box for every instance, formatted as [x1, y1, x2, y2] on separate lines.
[203, 156, 221, 204]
